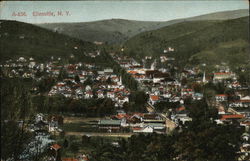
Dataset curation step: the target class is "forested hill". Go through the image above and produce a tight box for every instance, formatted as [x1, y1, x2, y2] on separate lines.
[124, 16, 249, 69]
[0, 20, 97, 62]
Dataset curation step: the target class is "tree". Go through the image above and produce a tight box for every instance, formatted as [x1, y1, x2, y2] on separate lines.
[174, 99, 242, 161]
[74, 75, 80, 83]
[63, 139, 69, 148]
[1, 121, 33, 160]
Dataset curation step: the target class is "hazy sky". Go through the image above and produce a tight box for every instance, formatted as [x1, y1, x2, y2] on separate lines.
[0, 1, 249, 23]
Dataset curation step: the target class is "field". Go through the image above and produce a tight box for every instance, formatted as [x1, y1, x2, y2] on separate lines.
[54, 116, 132, 157]
[62, 116, 133, 137]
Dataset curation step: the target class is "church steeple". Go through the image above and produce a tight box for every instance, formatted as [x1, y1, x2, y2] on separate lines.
[202, 71, 206, 83]
[119, 76, 122, 85]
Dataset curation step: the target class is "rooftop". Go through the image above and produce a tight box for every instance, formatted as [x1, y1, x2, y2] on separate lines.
[99, 120, 121, 125]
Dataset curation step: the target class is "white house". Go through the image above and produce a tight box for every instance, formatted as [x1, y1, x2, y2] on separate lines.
[215, 94, 228, 102]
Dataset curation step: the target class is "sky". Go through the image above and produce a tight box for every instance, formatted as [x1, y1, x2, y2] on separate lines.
[0, 1, 249, 23]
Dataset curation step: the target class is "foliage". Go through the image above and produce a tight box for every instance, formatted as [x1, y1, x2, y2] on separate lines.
[0, 20, 96, 62]
[1, 121, 34, 161]
[124, 17, 249, 69]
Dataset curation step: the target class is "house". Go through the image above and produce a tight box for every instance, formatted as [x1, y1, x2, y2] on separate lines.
[149, 95, 160, 105]
[50, 144, 62, 161]
[104, 68, 113, 74]
[98, 120, 125, 131]
[228, 81, 241, 89]
[35, 113, 45, 123]
[153, 73, 169, 83]
[47, 115, 63, 133]
[34, 120, 48, 131]
[143, 113, 165, 123]
[229, 100, 250, 108]
[78, 154, 89, 161]
[128, 114, 143, 124]
[242, 133, 250, 142]
[215, 94, 228, 102]
[171, 106, 192, 124]
[85, 91, 93, 99]
[107, 91, 115, 99]
[213, 72, 233, 81]
[220, 114, 245, 122]
[193, 93, 203, 100]
[117, 96, 129, 105]
[144, 123, 165, 130]
[240, 120, 250, 130]
[97, 90, 104, 98]
[79, 74, 86, 83]
[75, 88, 84, 99]
[132, 125, 154, 133]
[181, 88, 194, 97]
[48, 120, 58, 132]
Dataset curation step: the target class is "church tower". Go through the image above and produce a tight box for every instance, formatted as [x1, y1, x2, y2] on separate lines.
[202, 71, 206, 83]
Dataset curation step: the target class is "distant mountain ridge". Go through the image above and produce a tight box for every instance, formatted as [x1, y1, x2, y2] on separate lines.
[36, 9, 249, 44]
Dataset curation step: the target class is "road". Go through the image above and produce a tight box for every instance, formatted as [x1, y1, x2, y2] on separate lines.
[146, 102, 156, 113]
[65, 132, 133, 138]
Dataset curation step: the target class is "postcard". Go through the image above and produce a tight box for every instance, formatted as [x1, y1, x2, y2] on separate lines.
[0, 1, 249, 161]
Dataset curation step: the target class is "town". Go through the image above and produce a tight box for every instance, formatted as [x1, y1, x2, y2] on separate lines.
[1, 46, 250, 160]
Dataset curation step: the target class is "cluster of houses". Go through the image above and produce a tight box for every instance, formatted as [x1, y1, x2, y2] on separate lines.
[1, 56, 131, 107]
[1, 53, 249, 158]
[29, 113, 63, 134]
[0, 57, 43, 79]
[106, 53, 250, 133]
[98, 110, 167, 133]
[47, 63, 130, 107]
[110, 53, 205, 106]
[97, 104, 196, 134]
[49, 143, 89, 161]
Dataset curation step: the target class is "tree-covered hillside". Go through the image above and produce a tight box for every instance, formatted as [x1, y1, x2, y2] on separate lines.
[124, 16, 249, 69]
[0, 20, 97, 62]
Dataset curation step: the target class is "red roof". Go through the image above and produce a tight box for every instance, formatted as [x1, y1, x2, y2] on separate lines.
[241, 121, 250, 126]
[115, 114, 128, 119]
[216, 94, 227, 97]
[221, 114, 245, 120]
[150, 95, 159, 101]
[127, 71, 138, 74]
[182, 89, 193, 92]
[176, 106, 186, 112]
[214, 72, 231, 75]
[132, 127, 142, 130]
[50, 144, 61, 150]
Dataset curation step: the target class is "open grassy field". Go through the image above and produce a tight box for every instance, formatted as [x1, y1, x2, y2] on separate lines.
[62, 116, 102, 133]
[62, 116, 133, 137]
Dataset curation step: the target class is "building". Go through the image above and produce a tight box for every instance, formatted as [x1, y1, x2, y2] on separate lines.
[215, 94, 228, 102]
[149, 95, 160, 105]
[98, 119, 126, 131]
[213, 72, 233, 81]
[132, 125, 154, 133]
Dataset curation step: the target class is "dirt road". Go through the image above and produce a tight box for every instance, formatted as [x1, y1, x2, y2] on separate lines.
[65, 131, 133, 138]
